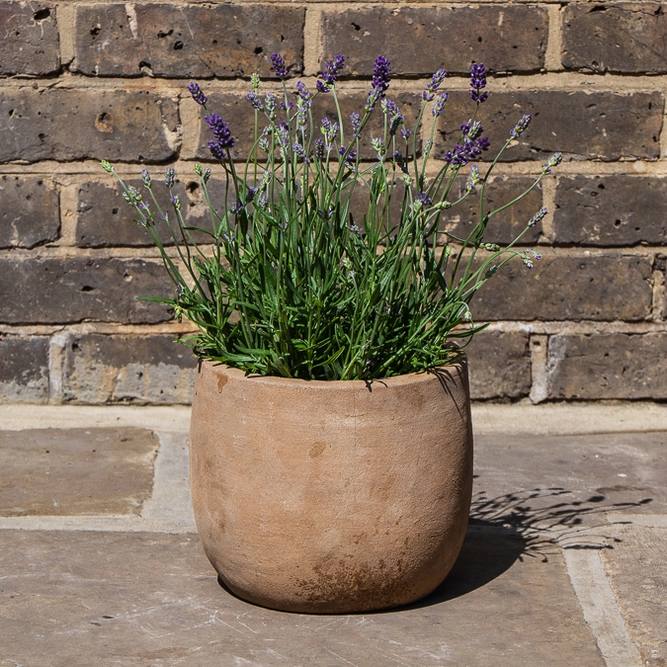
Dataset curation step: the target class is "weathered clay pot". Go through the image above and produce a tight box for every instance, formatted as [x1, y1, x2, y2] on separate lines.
[189, 358, 473, 614]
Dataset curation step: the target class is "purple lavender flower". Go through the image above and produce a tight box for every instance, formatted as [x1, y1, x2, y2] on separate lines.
[510, 114, 532, 139]
[165, 168, 175, 189]
[314, 138, 326, 160]
[206, 114, 235, 146]
[365, 89, 381, 113]
[339, 145, 356, 166]
[321, 117, 339, 150]
[317, 54, 345, 92]
[542, 152, 563, 174]
[264, 94, 276, 121]
[470, 62, 489, 103]
[432, 92, 449, 117]
[443, 134, 490, 168]
[205, 113, 235, 160]
[246, 92, 263, 111]
[293, 142, 306, 159]
[528, 207, 548, 227]
[123, 185, 142, 205]
[521, 250, 539, 269]
[461, 119, 483, 141]
[141, 169, 152, 188]
[271, 53, 289, 79]
[400, 128, 412, 140]
[208, 142, 227, 161]
[372, 56, 391, 97]
[422, 69, 446, 102]
[392, 151, 407, 173]
[350, 112, 361, 139]
[474, 136, 490, 153]
[416, 191, 432, 206]
[371, 137, 385, 160]
[382, 99, 404, 135]
[296, 81, 311, 105]
[276, 124, 289, 149]
[468, 164, 481, 188]
[188, 82, 207, 106]
[296, 102, 308, 130]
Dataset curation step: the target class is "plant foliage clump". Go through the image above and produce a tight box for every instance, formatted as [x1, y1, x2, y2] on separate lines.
[103, 55, 561, 381]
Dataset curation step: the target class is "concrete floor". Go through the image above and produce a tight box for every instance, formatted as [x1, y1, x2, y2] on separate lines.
[0, 403, 665, 667]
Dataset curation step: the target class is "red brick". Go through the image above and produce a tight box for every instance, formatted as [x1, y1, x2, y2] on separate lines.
[470, 252, 653, 322]
[0, 3, 60, 76]
[435, 90, 663, 162]
[321, 6, 547, 76]
[547, 333, 667, 399]
[554, 175, 667, 246]
[0, 176, 59, 248]
[0, 89, 178, 163]
[73, 4, 305, 78]
[0, 258, 174, 324]
[562, 3, 667, 74]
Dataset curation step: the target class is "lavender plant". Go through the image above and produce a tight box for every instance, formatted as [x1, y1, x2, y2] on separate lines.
[102, 55, 562, 381]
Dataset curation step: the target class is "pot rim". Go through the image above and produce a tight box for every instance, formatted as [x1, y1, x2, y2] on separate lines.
[197, 356, 468, 391]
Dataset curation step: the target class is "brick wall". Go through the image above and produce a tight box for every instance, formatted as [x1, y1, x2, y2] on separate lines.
[1, 1, 666, 404]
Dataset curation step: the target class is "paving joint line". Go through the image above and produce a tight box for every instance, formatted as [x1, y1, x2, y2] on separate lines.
[564, 548, 643, 667]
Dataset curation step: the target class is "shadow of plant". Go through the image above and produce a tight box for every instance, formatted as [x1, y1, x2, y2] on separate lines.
[470, 485, 653, 557]
[410, 485, 653, 607]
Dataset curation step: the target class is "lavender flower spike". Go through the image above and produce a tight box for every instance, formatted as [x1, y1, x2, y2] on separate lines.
[542, 152, 563, 174]
[528, 207, 548, 228]
[432, 92, 449, 117]
[188, 82, 207, 106]
[470, 62, 488, 103]
[296, 81, 311, 104]
[317, 54, 345, 93]
[246, 92, 263, 111]
[372, 55, 391, 97]
[271, 53, 289, 79]
[423, 69, 446, 102]
[205, 113, 235, 160]
[510, 114, 531, 139]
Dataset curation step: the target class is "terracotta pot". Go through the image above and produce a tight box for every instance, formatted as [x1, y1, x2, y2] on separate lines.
[189, 358, 473, 614]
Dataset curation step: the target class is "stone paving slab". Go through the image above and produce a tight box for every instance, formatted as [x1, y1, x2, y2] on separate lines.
[601, 525, 667, 667]
[0, 528, 604, 667]
[0, 428, 158, 516]
[474, 432, 666, 522]
[0, 410, 666, 666]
